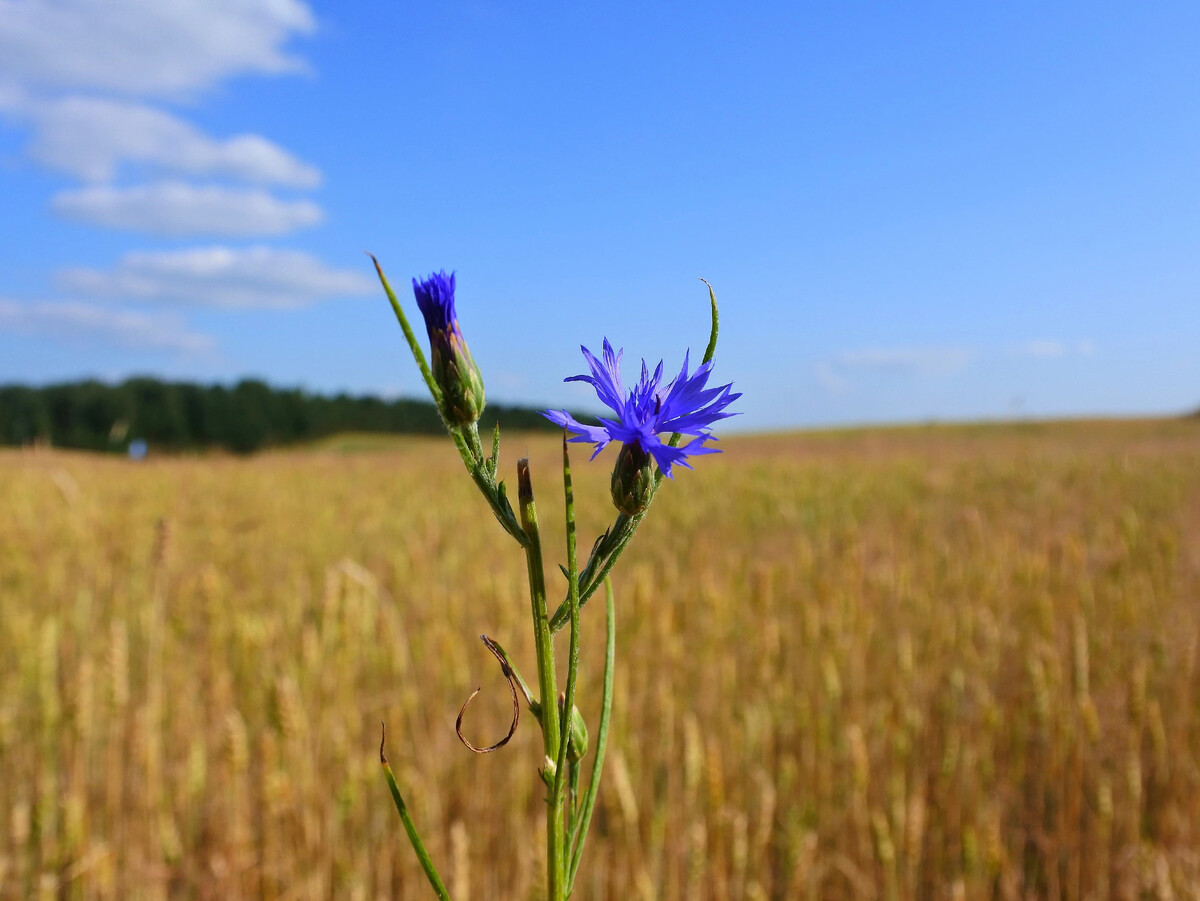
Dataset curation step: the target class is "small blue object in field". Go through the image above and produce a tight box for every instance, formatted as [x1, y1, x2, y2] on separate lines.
[543, 338, 740, 478]
[128, 439, 148, 461]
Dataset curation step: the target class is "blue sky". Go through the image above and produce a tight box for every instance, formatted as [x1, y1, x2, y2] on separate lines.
[1, 2, 1198, 430]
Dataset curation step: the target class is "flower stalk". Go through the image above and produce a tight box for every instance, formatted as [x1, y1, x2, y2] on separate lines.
[514, 458, 567, 898]
[551, 434, 582, 891]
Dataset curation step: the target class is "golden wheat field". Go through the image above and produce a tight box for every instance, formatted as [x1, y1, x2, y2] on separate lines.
[2, 418, 1199, 900]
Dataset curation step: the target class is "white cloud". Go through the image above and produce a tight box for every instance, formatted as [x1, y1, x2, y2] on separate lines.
[0, 0, 315, 98]
[0, 1, 337, 332]
[1011, 339, 1098, 358]
[51, 182, 323, 236]
[836, 346, 974, 375]
[820, 340, 1101, 394]
[5, 95, 319, 185]
[1014, 340, 1066, 358]
[57, 246, 375, 309]
[812, 360, 848, 394]
[0, 298, 213, 353]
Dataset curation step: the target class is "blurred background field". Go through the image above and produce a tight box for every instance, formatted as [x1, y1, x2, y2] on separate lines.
[1, 418, 1199, 900]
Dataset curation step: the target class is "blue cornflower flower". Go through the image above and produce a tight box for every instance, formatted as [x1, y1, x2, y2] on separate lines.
[413, 270, 485, 425]
[544, 339, 739, 510]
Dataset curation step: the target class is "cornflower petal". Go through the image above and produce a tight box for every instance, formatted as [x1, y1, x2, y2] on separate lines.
[569, 342, 625, 412]
[543, 409, 612, 450]
[659, 388, 742, 435]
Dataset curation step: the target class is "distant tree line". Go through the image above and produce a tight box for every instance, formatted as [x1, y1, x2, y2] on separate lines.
[0, 377, 564, 454]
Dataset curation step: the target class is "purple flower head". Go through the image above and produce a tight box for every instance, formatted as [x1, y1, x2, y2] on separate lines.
[412, 269, 485, 425]
[543, 339, 740, 479]
[412, 270, 458, 339]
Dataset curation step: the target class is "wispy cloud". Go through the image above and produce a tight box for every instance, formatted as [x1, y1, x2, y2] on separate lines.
[2, 94, 320, 186]
[815, 339, 1102, 396]
[0, 0, 315, 98]
[835, 345, 974, 375]
[0, 298, 214, 353]
[811, 344, 974, 397]
[1010, 339, 1098, 358]
[58, 246, 375, 309]
[1013, 339, 1066, 358]
[812, 360, 848, 394]
[51, 182, 323, 237]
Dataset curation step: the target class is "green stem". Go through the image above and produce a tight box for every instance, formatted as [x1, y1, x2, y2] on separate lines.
[568, 580, 616, 890]
[468, 463, 529, 547]
[549, 513, 639, 632]
[516, 458, 564, 900]
[553, 434, 582, 889]
[379, 725, 452, 901]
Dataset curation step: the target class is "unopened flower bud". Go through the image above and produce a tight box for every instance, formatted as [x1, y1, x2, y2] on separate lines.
[540, 755, 557, 788]
[412, 270, 485, 425]
[566, 704, 589, 763]
[610, 441, 655, 515]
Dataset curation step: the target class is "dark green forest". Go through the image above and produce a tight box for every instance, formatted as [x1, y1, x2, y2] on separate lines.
[0, 378, 563, 454]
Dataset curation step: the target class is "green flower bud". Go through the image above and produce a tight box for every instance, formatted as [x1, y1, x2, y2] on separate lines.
[566, 704, 589, 763]
[540, 755, 557, 788]
[610, 441, 655, 515]
[431, 325, 485, 426]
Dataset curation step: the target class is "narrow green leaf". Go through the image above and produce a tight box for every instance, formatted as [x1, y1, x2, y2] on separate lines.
[370, 255, 440, 405]
[379, 724, 452, 901]
[698, 277, 720, 365]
